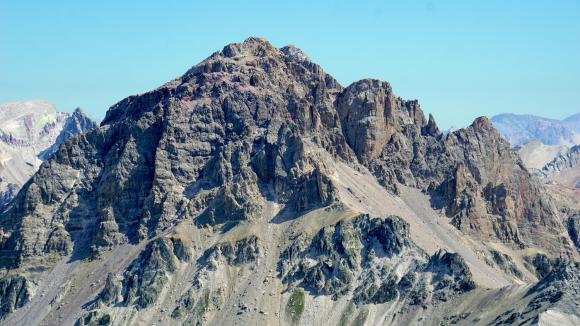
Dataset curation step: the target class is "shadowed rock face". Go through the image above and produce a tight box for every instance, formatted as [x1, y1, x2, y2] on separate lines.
[567, 212, 580, 249]
[279, 215, 475, 305]
[0, 38, 575, 324]
[106, 236, 190, 310]
[75, 310, 111, 326]
[0, 276, 29, 318]
[280, 215, 422, 300]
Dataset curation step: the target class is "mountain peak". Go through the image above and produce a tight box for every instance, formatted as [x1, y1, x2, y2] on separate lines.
[241, 36, 271, 47]
[218, 37, 277, 59]
[70, 107, 94, 122]
[1, 38, 576, 325]
[471, 116, 494, 131]
[104, 37, 342, 126]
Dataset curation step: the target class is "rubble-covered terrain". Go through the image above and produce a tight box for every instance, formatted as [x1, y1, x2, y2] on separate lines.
[0, 38, 578, 325]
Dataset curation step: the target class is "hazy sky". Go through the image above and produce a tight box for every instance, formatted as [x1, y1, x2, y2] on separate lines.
[1, 0, 579, 129]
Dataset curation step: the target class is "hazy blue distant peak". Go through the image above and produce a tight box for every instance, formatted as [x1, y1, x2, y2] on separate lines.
[491, 113, 580, 147]
[563, 113, 580, 133]
[492, 113, 560, 125]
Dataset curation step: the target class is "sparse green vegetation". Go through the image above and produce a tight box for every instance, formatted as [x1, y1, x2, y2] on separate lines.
[195, 289, 210, 319]
[286, 288, 305, 324]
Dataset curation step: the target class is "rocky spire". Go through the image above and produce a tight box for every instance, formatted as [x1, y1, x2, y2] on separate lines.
[423, 113, 440, 136]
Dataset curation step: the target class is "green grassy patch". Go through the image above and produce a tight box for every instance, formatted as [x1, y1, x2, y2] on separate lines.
[286, 288, 305, 324]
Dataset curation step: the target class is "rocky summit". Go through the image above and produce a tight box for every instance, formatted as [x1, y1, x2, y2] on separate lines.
[0, 38, 578, 325]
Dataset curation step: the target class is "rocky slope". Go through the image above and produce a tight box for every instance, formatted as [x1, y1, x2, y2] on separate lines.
[0, 100, 97, 208]
[493, 113, 580, 210]
[0, 38, 578, 325]
[539, 146, 580, 249]
[515, 141, 580, 248]
[491, 113, 580, 147]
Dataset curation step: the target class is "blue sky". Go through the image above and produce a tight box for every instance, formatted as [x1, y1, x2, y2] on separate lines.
[1, 0, 579, 129]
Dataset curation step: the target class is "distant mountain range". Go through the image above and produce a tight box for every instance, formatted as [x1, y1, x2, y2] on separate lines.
[491, 113, 580, 147]
[0, 100, 96, 208]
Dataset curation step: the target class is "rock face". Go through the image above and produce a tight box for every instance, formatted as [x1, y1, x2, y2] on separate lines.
[491, 113, 580, 147]
[94, 236, 191, 310]
[568, 213, 580, 249]
[279, 215, 474, 306]
[492, 113, 580, 226]
[0, 38, 577, 325]
[280, 215, 426, 301]
[0, 276, 30, 318]
[0, 101, 97, 208]
[516, 141, 580, 253]
[338, 81, 563, 251]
